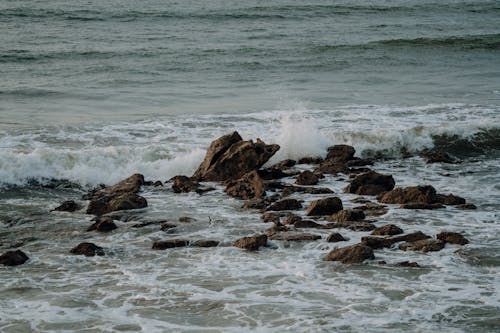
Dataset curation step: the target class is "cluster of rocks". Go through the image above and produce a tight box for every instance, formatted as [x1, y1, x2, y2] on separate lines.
[2, 131, 473, 267]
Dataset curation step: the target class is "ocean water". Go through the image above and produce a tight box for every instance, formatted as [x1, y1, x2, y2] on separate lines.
[1, 0, 500, 332]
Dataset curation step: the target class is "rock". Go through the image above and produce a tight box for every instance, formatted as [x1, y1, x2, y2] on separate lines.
[243, 196, 278, 210]
[346, 158, 374, 167]
[225, 171, 265, 200]
[0, 250, 29, 266]
[86, 173, 144, 201]
[257, 167, 292, 180]
[261, 211, 290, 223]
[361, 236, 393, 249]
[306, 197, 343, 216]
[456, 203, 477, 210]
[160, 223, 177, 231]
[106, 193, 147, 213]
[327, 209, 365, 222]
[314, 161, 349, 175]
[295, 170, 319, 185]
[400, 203, 444, 210]
[293, 219, 323, 228]
[399, 239, 445, 252]
[326, 233, 347, 243]
[420, 151, 456, 164]
[264, 221, 291, 235]
[353, 203, 389, 217]
[326, 145, 355, 163]
[282, 214, 303, 225]
[52, 200, 81, 212]
[371, 224, 403, 236]
[152, 239, 189, 250]
[233, 234, 267, 251]
[87, 216, 117, 232]
[171, 175, 201, 193]
[396, 261, 420, 267]
[70, 242, 104, 256]
[192, 132, 279, 181]
[269, 232, 321, 241]
[437, 232, 469, 245]
[191, 240, 220, 247]
[153, 181, 163, 187]
[325, 221, 376, 232]
[324, 244, 375, 264]
[298, 157, 324, 164]
[272, 159, 297, 169]
[265, 199, 302, 211]
[179, 217, 196, 223]
[345, 171, 395, 195]
[390, 231, 430, 243]
[377, 185, 437, 204]
[436, 194, 466, 205]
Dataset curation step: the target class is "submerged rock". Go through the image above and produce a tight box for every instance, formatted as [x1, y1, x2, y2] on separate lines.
[324, 244, 375, 264]
[0, 250, 29, 266]
[436, 194, 466, 205]
[225, 170, 265, 200]
[233, 234, 268, 251]
[87, 216, 117, 232]
[306, 197, 343, 216]
[345, 170, 395, 195]
[420, 151, 456, 164]
[191, 240, 220, 247]
[70, 242, 104, 256]
[52, 200, 81, 212]
[152, 239, 189, 250]
[400, 203, 444, 210]
[326, 233, 347, 243]
[268, 232, 321, 241]
[326, 221, 376, 232]
[361, 231, 431, 249]
[437, 231, 469, 245]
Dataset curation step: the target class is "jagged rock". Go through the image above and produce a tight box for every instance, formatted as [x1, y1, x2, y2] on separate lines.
[326, 233, 347, 243]
[86, 174, 144, 200]
[306, 197, 343, 216]
[436, 194, 466, 205]
[298, 157, 324, 164]
[420, 151, 456, 164]
[233, 234, 267, 251]
[265, 199, 302, 211]
[400, 203, 444, 209]
[293, 219, 323, 228]
[371, 224, 403, 236]
[70, 242, 104, 256]
[171, 175, 200, 193]
[324, 244, 375, 264]
[327, 209, 365, 222]
[0, 250, 29, 266]
[457, 203, 477, 210]
[295, 170, 319, 185]
[191, 240, 220, 247]
[399, 239, 445, 252]
[345, 171, 395, 195]
[326, 145, 355, 163]
[192, 132, 279, 181]
[152, 239, 189, 250]
[87, 216, 117, 232]
[361, 236, 393, 249]
[257, 167, 291, 180]
[225, 171, 265, 200]
[437, 232, 469, 245]
[390, 231, 430, 243]
[377, 185, 437, 204]
[269, 232, 321, 241]
[52, 200, 81, 212]
[272, 159, 297, 169]
[243, 196, 277, 210]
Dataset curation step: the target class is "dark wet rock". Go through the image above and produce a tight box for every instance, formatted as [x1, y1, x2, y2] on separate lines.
[353, 203, 389, 217]
[437, 232, 469, 245]
[153, 181, 163, 187]
[52, 200, 81, 212]
[326, 145, 355, 163]
[325, 221, 376, 232]
[265, 182, 333, 195]
[306, 197, 343, 216]
[282, 214, 303, 225]
[191, 240, 220, 247]
[327, 209, 365, 223]
[420, 151, 456, 164]
[131, 220, 167, 228]
[0, 250, 29, 266]
[456, 203, 477, 210]
[232, 234, 267, 251]
[70, 242, 104, 256]
[243, 196, 278, 210]
[324, 244, 375, 264]
[326, 233, 347, 243]
[293, 219, 323, 229]
[87, 216, 117, 232]
[257, 168, 290, 180]
[391, 231, 431, 243]
[152, 239, 189, 250]
[144, 180, 163, 187]
[261, 211, 290, 223]
[86, 174, 144, 201]
[315, 161, 349, 175]
[192, 132, 279, 181]
[371, 224, 403, 236]
[298, 156, 324, 164]
[351, 197, 372, 204]
[269, 232, 321, 241]
[225, 170, 265, 200]
[266, 199, 302, 211]
[345, 171, 395, 195]
[264, 221, 291, 236]
[346, 158, 374, 167]
[179, 217, 196, 223]
[272, 159, 297, 169]
[400, 203, 445, 210]
[170, 175, 201, 193]
[399, 239, 445, 252]
[396, 261, 420, 267]
[378, 185, 437, 204]
[103, 193, 147, 215]
[295, 170, 319, 186]
[361, 236, 393, 249]
[160, 223, 177, 231]
[301, 187, 334, 195]
[436, 193, 466, 205]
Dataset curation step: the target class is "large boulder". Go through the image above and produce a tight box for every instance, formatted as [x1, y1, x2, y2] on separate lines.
[192, 132, 280, 181]
[327, 209, 365, 222]
[306, 197, 343, 216]
[377, 185, 437, 204]
[225, 170, 265, 200]
[345, 171, 395, 195]
[0, 250, 29, 266]
[324, 244, 375, 264]
[86, 173, 144, 200]
[326, 145, 356, 163]
[233, 234, 268, 251]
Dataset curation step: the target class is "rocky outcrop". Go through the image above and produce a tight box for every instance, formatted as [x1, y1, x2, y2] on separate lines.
[345, 171, 395, 195]
[295, 170, 319, 185]
[233, 234, 267, 251]
[0, 250, 29, 266]
[87, 216, 117, 232]
[52, 200, 81, 212]
[399, 239, 445, 252]
[70, 242, 104, 256]
[371, 224, 403, 236]
[324, 244, 375, 264]
[192, 132, 279, 181]
[306, 197, 343, 216]
[225, 171, 265, 200]
[437, 232, 469, 245]
[152, 239, 189, 250]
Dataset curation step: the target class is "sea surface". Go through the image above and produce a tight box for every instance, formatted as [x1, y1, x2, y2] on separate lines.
[1, 0, 500, 332]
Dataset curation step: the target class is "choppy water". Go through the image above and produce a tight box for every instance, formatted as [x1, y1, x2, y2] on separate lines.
[1, 0, 500, 332]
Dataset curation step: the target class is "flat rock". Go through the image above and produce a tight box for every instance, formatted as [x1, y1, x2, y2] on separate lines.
[399, 239, 445, 252]
[0, 250, 29, 266]
[378, 185, 437, 204]
[70, 242, 104, 256]
[345, 170, 395, 195]
[152, 239, 189, 250]
[325, 221, 376, 232]
[436, 193, 466, 205]
[437, 231, 469, 245]
[306, 197, 343, 216]
[327, 209, 365, 222]
[233, 234, 267, 251]
[269, 232, 321, 241]
[87, 192, 147, 216]
[420, 151, 456, 164]
[293, 219, 323, 228]
[324, 244, 375, 264]
[361, 236, 393, 249]
[191, 240, 220, 247]
[371, 224, 403, 236]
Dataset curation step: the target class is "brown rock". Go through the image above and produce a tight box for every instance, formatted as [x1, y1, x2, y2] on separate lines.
[399, 239, 445, 252]
[293, 219, 322, 228]
[191, 240, 220, 247]
[396, 261, 420, 267]
[269, 232, 321, 241]
[390, 231, 431, 243]
[420, 151, 455, 164]
[315, 161, 349, 175]
[400, 203, 444, 209]
[378, 185, 437, 204]
[225, 170, 265, 200]
[325, 221, 376, 232]
[306, 197, 343, 216]
[361, 236, 393, 249]
[0, 250, 29, 266]
[324, 244, 375, 264]
[436, 194, 466, 205]
[456, 203, 477, 210]
[272, 159, 297, 169]
[437, 232, 469, 245]
[298, 157, 324, 164]
[171, 175, 201, 193]
[371, 224, 403, 236]
[295, 170, 319, 186]
[52, 200, 81, 212]
[327, 209, 365, 222]
[326, 145, 355, 163]
[233, 234, 267, 251]
[261, 211, 289, 223]
[326, 233, 347, 243]
[266, 199, 302, 211]
[353, 203, 389, 217]
[257, 167, 292, 180]
[345, 171, 395, 195]
[70, 242, 104, 256]
[346, 158, 374, 167]
[87, 190, 147, 216]
[86, 173, 144, 201]
[179, 217, 196, 223]
[192, 132, 279, 181]
[264, 221, 291, 236]
[152, 239, 189, 250]
[87, 216, 117, 232]
[282, 214, 303, 225]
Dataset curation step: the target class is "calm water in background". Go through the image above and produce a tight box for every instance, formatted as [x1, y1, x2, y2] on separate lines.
[1, 1, 500, 332]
